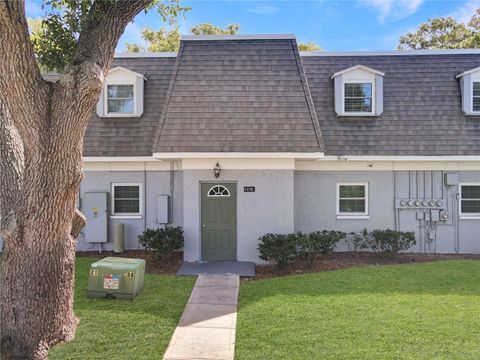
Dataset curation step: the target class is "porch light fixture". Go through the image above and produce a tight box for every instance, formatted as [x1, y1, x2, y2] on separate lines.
[214, 162, 221, 178]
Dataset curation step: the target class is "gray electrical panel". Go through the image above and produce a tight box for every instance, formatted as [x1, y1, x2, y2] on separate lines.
[156, 195, 170, 224]
[83, 192, 109, 243]
[445, 173, 459, 186]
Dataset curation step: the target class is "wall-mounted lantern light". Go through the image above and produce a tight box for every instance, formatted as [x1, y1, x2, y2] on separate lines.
[214, 162, 221, 178]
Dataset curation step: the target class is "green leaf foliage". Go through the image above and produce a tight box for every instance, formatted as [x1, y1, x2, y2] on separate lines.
[298, 230, 346, 264]
[28, 0, 188, 72]
[258, 233, 299, 268]
[298, 42, 322, 51]
[138, 226, 184, 261]
[398, 9, 480, 49]
[359, 228, 416, 257]
[125, 22, 240, 53]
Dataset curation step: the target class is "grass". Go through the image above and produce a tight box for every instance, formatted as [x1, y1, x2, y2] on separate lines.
[49, 257, 195, 360]
[236, 260, 480, 360]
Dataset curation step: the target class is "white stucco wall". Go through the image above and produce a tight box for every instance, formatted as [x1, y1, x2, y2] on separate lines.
[182, 169, 294, 263]
[79, 170, 182, 251]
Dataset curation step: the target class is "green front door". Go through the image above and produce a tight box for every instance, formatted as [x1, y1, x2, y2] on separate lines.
[201, 183, 236, 261]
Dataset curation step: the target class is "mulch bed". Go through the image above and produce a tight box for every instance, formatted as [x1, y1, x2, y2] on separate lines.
[251, 252, 480, 281]
[76, 250, 183, 275]
[76, 250, 480, 279]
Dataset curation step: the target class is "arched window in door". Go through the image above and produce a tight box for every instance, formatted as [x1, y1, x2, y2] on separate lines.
[207, 185, 230, 197]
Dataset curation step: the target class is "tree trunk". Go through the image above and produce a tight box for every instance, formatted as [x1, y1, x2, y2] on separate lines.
[1, 94, 85, 359]
[0, 1, 153, 358]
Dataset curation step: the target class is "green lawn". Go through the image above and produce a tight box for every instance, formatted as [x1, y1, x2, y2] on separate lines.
[236, 260, 480, 360]
[49, 257, 195, 360]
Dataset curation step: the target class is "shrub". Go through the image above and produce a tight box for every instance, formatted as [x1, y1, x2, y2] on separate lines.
[360, 228, 416, 257]
[347, 231, 369, 253]
[299, 230, 346, 264]
[258, 233, 299, 268]
[138, 226, 184, 261]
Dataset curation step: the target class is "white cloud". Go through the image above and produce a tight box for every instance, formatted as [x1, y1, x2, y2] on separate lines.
[450, 0, 480, 24]
[247, 4, 279, 15]
[359, 0, 424, 23]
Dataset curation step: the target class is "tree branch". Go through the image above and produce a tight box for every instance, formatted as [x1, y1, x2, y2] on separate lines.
[0, 100, 24, 236]
[53, 0, 153, 142]
[0, 0, 48, 143]
[71, 209, 86, 239]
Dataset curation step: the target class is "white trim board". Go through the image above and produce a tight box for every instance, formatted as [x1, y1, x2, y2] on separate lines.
[296, 160, 480, 171]
[153, 152, 324, 160]
[331, 65, 385, 79]
[321, 155, 480, 161]
[182, 158, 295, 170]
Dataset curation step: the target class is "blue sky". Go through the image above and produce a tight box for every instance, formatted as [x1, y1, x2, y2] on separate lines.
[25, 0, 480, 51]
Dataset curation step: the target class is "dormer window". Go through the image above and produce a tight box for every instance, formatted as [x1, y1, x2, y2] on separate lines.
[107, 85, 134, 114]
[456, 67, 480, 115]
[96, 67, 146, 118]
[473, 82, 480, 112]
[331, 65, 384, 117]
[344, 82, 373, 113]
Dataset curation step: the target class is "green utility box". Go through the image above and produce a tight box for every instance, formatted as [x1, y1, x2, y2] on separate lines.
[87, 257, 146, 299]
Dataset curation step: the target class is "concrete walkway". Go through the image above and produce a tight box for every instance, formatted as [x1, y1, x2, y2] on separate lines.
[163, 274, 239, 360]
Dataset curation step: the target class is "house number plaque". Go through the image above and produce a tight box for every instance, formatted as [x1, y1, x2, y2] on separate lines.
[244, 186, 255, 192]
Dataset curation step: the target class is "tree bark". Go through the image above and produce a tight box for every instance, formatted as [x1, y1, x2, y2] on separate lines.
[0, 1, 152, 358]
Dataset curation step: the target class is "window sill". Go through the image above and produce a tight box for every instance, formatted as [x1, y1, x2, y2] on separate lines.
[459, 215, 480, 220]
[101, 113, 141, 118]
[110, 215, 143, 220]
[337, 113, 380, 117]
[336, 215, 370, 220]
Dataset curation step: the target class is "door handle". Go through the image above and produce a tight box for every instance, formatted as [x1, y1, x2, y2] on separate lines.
[202, 224, 206, 228]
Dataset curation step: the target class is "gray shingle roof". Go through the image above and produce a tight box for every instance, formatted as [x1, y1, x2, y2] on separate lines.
[83, 56, 176, 156]
[80, 38, 480, 157]
[302, 54, 480, 155]
[151, 38, 324, 153]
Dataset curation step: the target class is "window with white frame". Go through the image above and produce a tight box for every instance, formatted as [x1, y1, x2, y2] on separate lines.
[96, 67, 145, 118]
[107, 85, 134, 114]
[344, 82, 373, 113]
[331, 65, 384, 117]
[112, 183, 142, 216]
[473, 82, 480, 112]
[459, 184, 480, 217]
[337, 183, 368, 216]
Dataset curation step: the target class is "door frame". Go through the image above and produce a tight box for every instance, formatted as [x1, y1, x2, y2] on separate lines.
[200, 181, 237, 261]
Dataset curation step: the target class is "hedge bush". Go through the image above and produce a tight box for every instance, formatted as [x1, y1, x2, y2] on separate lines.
[138, 226, 184, 261]
[298, 230, 346, 264]
[257, 233, 299, 268]
[360, 228, 416, 257]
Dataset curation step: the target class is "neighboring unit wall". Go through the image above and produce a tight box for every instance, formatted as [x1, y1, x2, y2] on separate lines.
[294, 171, 395, 250]
[78, 169, 182, 251]
[295, 168, 480, 254]
[182, 169, 295, 263]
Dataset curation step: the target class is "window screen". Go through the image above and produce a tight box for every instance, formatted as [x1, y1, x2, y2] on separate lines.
[473, 82, 480, 112]
[461, 185, 480, 214]
[107, 85, 134, 114]
[113, 185, 140, 214]
[344, 83, 372, 113]
[338, 184, 367, 214]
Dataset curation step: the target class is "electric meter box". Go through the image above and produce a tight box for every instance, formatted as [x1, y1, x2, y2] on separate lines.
[87, 257, 146, 299]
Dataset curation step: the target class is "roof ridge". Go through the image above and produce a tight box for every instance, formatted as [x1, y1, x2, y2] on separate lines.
[291, 39, 325, 152]
[181, 34, 296, 41]
[151, 42, 185, 153]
